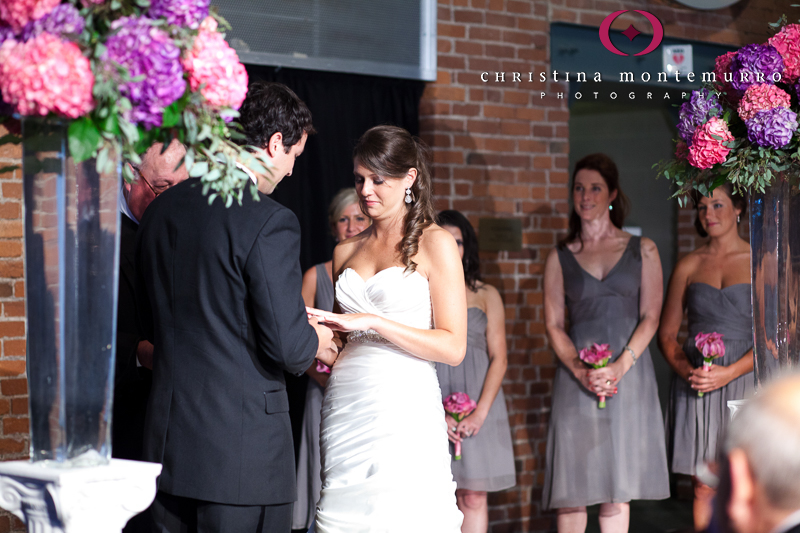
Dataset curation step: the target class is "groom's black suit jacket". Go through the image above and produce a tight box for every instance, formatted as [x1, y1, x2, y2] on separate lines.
[135, 178, 318, 505]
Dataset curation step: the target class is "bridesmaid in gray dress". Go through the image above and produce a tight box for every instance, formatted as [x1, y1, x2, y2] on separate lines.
[436, 210, 516, 533]
[292, 189, 369, 531]
[658, 183, 753, 532]
[543, 154, 670, 533]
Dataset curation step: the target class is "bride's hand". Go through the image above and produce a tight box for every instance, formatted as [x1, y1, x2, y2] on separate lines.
[306, 307, 377, 333]
[445, 415, 462, 444]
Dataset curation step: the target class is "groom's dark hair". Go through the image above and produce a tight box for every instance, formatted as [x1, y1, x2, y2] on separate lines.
[237, 81, 315, 152]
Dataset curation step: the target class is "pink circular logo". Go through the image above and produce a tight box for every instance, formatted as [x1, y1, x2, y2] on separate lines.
[599, 10, 664, 57]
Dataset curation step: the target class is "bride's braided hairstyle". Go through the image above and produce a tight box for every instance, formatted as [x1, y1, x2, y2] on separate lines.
[354, 125, 435, 273]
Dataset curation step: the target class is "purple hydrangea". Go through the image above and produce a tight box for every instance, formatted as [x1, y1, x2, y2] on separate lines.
[730, 43, 785, 94]
[148, 0, 210, 29]
[103, 16, 186, 129]
[0, 24, 15, 43]
[20, 4, 84, 41]
[678, 88, 723, 144]
[746, 107, 798, 149]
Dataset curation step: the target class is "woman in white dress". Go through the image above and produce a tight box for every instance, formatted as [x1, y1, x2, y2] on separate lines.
[307, 125, 467, 532]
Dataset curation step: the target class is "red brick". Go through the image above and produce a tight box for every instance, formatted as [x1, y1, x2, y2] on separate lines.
[10, 398, 27, 415]
[437, 23, 466, 38]
[0, 183, 21, 200]
[0, 438, 25, 454]
[0, 242, 21, 258]
[2, 417, 28, 435]
[0, 203, 20, 220]
[0, 378, 27, 396]
[0, 221, 22, 238]
[2, 301, 24, 318]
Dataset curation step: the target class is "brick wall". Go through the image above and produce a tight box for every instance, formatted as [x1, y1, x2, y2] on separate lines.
[0, 122, 28, 532]
[423, 0, 785, 531]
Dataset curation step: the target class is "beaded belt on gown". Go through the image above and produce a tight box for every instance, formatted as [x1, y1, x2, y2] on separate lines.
[347, 329, 391, 344]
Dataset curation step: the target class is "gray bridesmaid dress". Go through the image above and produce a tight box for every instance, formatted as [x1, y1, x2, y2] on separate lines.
[292, 263, 334, 530]
[666, 283, 754, 476]
[436, 307, 516, 492]
[543, 236, 670, 510]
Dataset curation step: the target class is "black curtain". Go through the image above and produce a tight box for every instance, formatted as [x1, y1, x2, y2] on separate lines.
[245, 65, 425, 271]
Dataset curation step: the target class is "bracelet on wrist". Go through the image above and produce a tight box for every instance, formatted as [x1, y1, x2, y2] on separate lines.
[624, 345, 637, 365]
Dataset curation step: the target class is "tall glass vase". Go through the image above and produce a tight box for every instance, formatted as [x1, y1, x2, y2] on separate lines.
[22, 117, 121, 465]
[749, 172, 800, 389]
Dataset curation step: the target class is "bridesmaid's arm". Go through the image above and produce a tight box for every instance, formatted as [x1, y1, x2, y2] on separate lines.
[657, 254, 694, 383]
[593, 238, 663, 384]
[457, 284, 508, 437]
[302, 265, 330, 387]
[316, 226, 468, 366]
[544, 248, 615, 397]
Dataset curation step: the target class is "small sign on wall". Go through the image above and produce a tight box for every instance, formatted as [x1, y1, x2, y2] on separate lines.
[478, 218, 522, 252]
[663, 44, 693, 76]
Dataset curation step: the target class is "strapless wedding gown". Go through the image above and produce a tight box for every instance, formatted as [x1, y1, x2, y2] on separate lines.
[314, 267, 463, 533]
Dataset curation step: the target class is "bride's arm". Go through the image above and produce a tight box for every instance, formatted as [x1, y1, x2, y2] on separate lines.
[316, 226, 468, 366]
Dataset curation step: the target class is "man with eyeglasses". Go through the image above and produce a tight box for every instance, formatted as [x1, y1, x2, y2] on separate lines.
[114, 139, 188, 467]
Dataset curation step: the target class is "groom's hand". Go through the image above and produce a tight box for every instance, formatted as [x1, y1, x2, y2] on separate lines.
[311, 319, 338, 366]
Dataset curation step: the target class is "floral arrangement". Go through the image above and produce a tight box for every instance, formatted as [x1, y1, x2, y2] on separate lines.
[694, 332, 725, 397]
[0, 0, 267, 205]
[579, 343, 613, 408]
[656, 17, 800, 201]
[443, 392, 477, 460]
[315, 360, 331, 374]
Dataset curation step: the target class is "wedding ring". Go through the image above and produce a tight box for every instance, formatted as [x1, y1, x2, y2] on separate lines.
[606, 380, 612, 385]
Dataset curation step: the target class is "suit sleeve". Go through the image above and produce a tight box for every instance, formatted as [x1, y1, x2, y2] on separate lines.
[133, 217, 155, 345]
[244, 207, 318, 375]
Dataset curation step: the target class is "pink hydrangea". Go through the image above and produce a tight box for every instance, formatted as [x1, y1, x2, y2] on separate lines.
[0, 33, 94, 118]
[687, 117, 734, 170]
[0, 0, 59, 33]
[768, 24, 800, 83]
[182, 17, 248, 109]
[738, 83, 791, 121]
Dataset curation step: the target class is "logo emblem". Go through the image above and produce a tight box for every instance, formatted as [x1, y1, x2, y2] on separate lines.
[599, 10, 664, 56]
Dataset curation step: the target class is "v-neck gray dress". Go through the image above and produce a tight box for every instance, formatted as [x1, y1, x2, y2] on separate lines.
[542, 237, 670, 510]
[665, 283, 754, 476]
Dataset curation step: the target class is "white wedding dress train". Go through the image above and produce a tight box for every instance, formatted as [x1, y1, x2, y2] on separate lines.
[314, 267, 463, 533]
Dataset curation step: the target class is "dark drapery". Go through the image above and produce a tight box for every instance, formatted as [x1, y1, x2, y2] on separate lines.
[245, 65, 425, 271]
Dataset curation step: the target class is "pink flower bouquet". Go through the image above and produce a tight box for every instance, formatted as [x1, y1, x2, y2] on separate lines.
[579, 343, 613, 408]
[694, 332, 725, 397]
[315, 360, 331, 374]
[443, 392, 477, 460]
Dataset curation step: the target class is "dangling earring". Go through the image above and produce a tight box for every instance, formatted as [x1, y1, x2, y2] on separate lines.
[737, 214, 741, 224]
[405, 187, 413, 204]
[609, 204, 613, 211]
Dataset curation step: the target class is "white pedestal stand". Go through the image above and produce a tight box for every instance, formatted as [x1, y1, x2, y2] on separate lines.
[0, 459, 161, 533]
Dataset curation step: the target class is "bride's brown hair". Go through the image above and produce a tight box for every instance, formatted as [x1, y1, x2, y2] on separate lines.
[354, 125, 435, 273]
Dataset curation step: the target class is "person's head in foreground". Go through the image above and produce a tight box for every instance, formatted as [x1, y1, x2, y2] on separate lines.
[237, 81, 315, 194]
[124, 139, 188, 221]
[719, 373, 800, 533]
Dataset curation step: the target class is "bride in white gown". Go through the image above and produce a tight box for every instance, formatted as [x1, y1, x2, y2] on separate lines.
[308, 126, 467, 532]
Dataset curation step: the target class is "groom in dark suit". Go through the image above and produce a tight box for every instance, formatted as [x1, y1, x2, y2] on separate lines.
[136, 82, 336, 532]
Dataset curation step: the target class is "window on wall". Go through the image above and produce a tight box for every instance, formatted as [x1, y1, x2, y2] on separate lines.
[210, 0, 437, 81]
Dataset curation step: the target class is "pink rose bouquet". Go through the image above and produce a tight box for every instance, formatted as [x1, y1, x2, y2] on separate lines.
[443, 392, 477, 460]
[694, 332, 725, 397]
[579, 343, 613, 408]
[315, 360, 331, 374]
